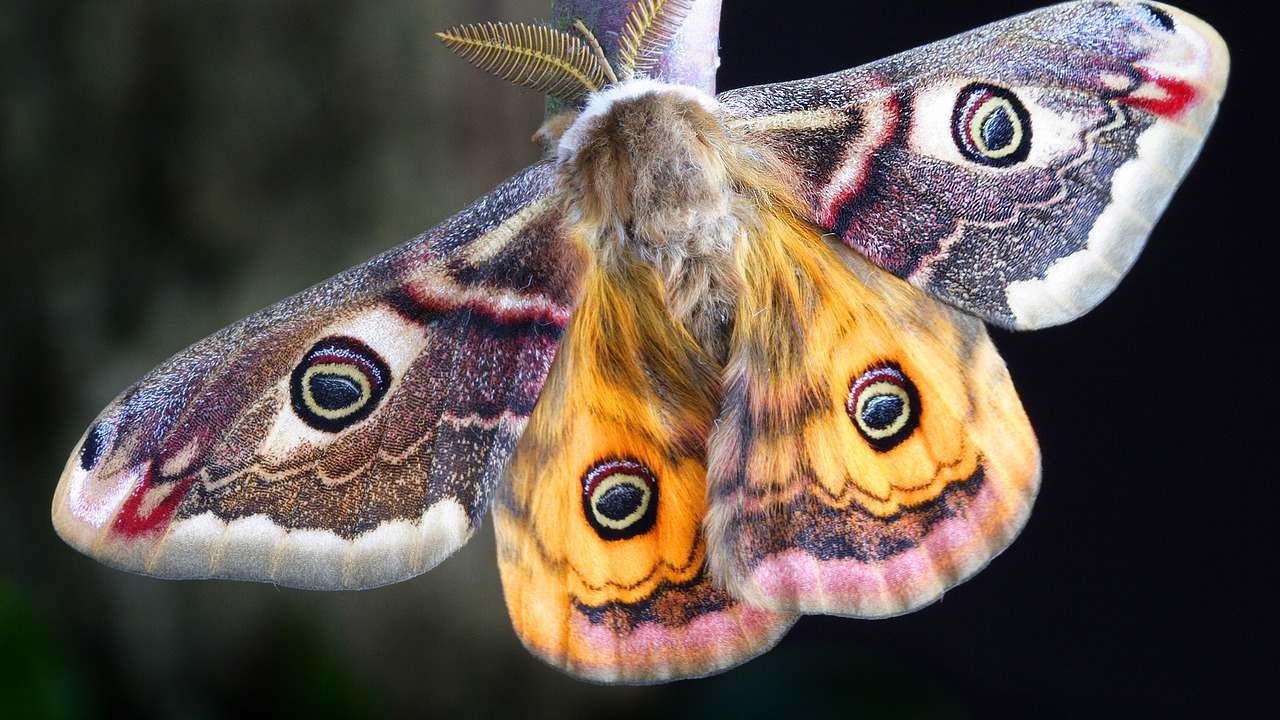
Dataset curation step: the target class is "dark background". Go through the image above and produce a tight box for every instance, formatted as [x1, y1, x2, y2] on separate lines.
[2, 1, 1272, 717]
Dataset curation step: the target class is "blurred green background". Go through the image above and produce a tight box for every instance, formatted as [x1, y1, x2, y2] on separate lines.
[1, 1, 1268, 718]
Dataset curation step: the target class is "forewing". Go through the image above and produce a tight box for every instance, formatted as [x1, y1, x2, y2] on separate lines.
[719, 1, 1228, 329]
[53, 162, 586, 590]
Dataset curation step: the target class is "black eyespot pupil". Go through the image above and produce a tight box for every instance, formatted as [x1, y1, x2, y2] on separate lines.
[981, 106, 1015, 151]
[290, 336, 391, 433]
[582, 460, 659, 541]
[862, 394, 904, 430]
[596, 483, 644, 521]
[1140, 3, 1175, 32]
[309, 374, 363, 410]
[952, 83, 1031, 167]
[847, 363, 922, 453]
[79, 423, 105, 471]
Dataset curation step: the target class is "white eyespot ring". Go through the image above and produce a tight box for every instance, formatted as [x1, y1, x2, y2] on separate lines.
[582, 459, 658, 540]
[952, 83, 1032, 167]
[289, 337, 390, 432]
[846, 363, 921, 452]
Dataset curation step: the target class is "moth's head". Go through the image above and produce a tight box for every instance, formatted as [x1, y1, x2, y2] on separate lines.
[437, 1, 709, 157]
[554, 79, 720, 162]
[553, 80, 736, 246]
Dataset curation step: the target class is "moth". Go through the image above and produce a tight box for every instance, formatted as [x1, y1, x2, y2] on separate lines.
[53, 0, 1227, 683]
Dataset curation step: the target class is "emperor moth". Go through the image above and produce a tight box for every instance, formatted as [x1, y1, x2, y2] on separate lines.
[53, 0, 1228, 683]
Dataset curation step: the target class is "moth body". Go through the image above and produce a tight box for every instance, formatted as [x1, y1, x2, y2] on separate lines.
[556, 79, 770, 363]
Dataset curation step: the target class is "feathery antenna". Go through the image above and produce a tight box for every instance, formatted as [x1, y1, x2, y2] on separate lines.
[435, 22, 607, 102]
[574, 19, 618, 85]
[437, 3, 697, 101]
[616, 0, 694, 81]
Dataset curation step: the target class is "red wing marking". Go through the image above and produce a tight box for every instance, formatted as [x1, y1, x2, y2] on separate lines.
[816, 85, 901, 229]
[111, 466, 193, 539]
[1121, 68, 1197, 118]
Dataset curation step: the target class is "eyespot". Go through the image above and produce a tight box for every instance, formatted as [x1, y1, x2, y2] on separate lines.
[289, 336, 391, 432]
[582, 459, 658, 541]
[1139, 3, 1175, 32]
[951, 83, 1032, 167]
[846, 363, 921, 452]
[79, 422, 109, 471]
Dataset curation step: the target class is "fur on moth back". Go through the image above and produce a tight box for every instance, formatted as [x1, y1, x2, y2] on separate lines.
[551, 79, 798, 363]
